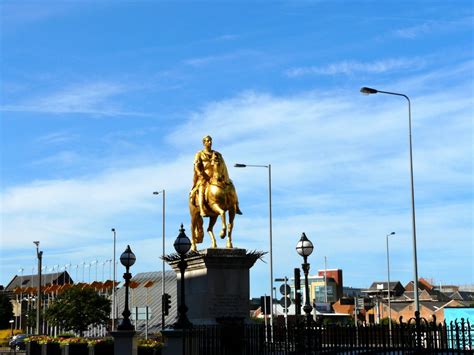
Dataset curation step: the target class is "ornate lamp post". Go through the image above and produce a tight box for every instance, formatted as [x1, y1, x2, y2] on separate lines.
[296, 233, 314, 324]
[173, 224, 192, 328]
[117, 245, 136, 331]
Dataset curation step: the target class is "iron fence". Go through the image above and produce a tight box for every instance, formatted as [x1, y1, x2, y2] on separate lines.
[184, 313, 473, 354]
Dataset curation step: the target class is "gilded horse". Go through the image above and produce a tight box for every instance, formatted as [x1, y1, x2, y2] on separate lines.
[189, 153, 238, 251]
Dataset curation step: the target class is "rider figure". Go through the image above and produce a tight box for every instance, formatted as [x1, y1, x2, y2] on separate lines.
[191, 135, 242, 217]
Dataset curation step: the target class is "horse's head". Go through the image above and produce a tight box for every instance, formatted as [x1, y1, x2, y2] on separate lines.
[210, 152, 226, 183]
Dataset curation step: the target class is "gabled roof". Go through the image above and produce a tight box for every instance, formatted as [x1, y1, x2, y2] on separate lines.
[363, 281, 404, 293]
[404, 279, 434, 292]
[390, 302, 412, 312]
[448, 291, 474, 302]
[398, 290, 433, 301]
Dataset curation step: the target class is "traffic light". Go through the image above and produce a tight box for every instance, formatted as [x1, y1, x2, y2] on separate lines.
[162, 293, 171, 316]
[260, 295, 271, 315]
[294, 268, 301, 315]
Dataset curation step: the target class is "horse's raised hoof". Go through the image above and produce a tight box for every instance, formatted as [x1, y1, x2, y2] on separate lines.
[219, 229, 226, 239]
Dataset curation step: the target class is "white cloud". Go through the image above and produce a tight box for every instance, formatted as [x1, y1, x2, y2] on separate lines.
[36, 131, 78, 145]
[0, 82, 147, 116]
[286, 58, 426, 77]
[182, 50, 260, 67]
[392, 17, 473, 39]
[1, 63, 472, 292]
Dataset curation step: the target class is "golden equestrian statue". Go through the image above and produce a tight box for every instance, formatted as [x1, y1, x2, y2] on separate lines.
[189, 135, 242, 251]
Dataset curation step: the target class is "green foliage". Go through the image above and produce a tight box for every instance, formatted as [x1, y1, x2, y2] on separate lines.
[45, 287, 111, 335]
[380, 317, 397, 326]
[26, 307, 36, 328]
[0, 292, 14, 328]
[249, 316, 264, 324]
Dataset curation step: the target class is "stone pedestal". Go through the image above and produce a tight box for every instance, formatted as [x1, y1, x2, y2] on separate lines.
[167, 248, 260, 325]
[161, 329, 185, 355]
[110, 330, 137, 355]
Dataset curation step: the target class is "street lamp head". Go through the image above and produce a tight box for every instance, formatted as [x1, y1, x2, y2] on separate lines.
[33, 241, 40, 246]
[111, 228, 115, 232]
[153, 191, 160, 195]
[174, 224, 191, 256]
[234, 163, 247, 168]
[120, 245, 136, 268]
[296, 232, 314, 257]
[360, 87, 378, 95]
[389, 232, 395, 236]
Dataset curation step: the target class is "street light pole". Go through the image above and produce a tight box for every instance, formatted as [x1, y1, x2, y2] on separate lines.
[360, 87, 420, 312]
[386, 231, 395, 339]
[111, 228, 117, 330]
[33, 241, 42, 335]
[296, 233, 314, 321]
[234, 163, 274, 339]
[153, 190, 166, 331]
[117, 245, 136, 331]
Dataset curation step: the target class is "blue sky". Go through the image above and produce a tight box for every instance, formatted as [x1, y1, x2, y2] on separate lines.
[1, 1, 472, 297]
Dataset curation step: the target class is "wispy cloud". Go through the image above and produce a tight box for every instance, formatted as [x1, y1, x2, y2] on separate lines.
[0, 3, 75, 34]
[286, 58, 426, 77]
[392, 17, 473, 39]
[30, 151, 80, 167]
[182, 50, 260, 67]
[0, 82, 147, 117]
[36, 131, 78, 145]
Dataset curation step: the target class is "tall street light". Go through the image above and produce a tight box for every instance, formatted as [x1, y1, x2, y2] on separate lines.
[360, 86, 420, 312]
[386, 231, 395, 338]
[234, 163, 274, 336]
[153, 190, 166, 331]
[111, 228, 117, 330]
[33, 241, 42, 335]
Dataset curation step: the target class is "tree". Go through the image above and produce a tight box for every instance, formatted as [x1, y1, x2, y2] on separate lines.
[45, 286, 111, 335]
[0, 292, 14, 329]
[25, 307, 36, 328]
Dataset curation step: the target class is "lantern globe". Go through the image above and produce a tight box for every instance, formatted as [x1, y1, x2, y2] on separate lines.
[174, 224, 191, 256]
[296, 232, 314, 257]
[120, 245, 136, 267]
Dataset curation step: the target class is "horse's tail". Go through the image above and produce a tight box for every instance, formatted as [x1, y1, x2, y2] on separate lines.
[189, 198, 204, 244]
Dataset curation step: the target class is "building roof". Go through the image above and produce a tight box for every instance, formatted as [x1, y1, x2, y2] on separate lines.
[5, 272, 72, 292]
[447, 291, 474, 302]
[396, 289, 433, 301]
[390, 302, 412, 312]
[115, 270, 177, 334]
[363, 281, 404, 293]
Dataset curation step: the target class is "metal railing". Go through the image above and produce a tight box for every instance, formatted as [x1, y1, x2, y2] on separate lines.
[184, 313, 473, 354]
